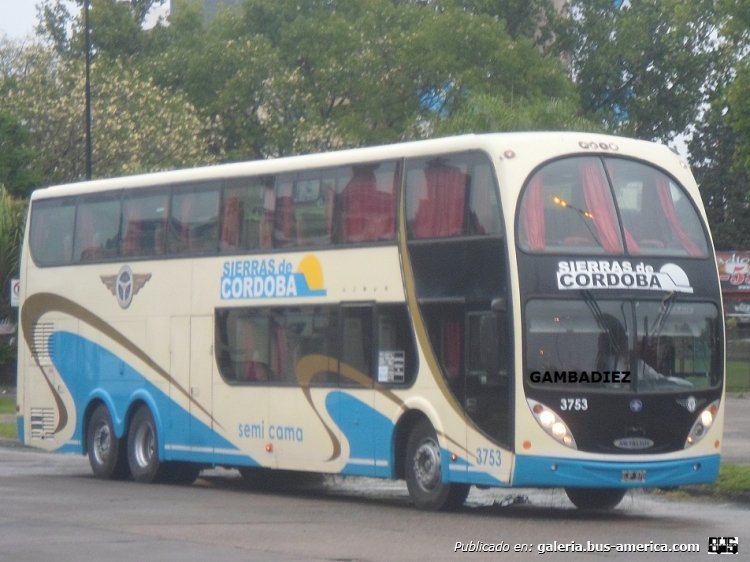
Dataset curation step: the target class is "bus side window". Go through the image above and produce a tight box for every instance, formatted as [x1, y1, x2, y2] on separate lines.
[339, 162, 397, 243]
[339, 307, 373, 387]
[222, 176, 274, 252]
[74, 195, 121, 261]
[293, 174, 335, 247]
[169, 182, 221, 255]
[408, 162, 467, 239]
[30, 199, 76, 266]
[122, 191, 169, 257]
[376, 305, 417, 386]
[274, 176, 297, 248]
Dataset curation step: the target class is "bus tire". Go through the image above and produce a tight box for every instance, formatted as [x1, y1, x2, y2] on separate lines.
[127, 406, 163, 483]
[565, 487, 626, 510]
[86, 404, 129, 480]
[405, 418, 469, 511]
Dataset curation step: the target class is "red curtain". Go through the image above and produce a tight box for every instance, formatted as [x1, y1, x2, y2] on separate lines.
[443, 320, 461, 380]
[342, 168, 394, 242]
[580, 159, 622, 253]
[655, 176, 703, 257]
[412, 166, 466, 238]
[221, 196, 241, 249]
[520, 174, 546, 251]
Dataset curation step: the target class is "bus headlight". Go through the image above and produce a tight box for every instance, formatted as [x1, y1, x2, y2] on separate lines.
[527, 398, 577, 449]
[685, 400, 720, 448]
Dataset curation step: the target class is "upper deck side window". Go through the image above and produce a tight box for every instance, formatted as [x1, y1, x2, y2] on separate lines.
[517, 156, 709, 257]
[405, 151, 502, 240]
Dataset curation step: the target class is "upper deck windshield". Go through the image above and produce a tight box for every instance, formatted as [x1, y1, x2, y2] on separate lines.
[518, 156, 709, 257]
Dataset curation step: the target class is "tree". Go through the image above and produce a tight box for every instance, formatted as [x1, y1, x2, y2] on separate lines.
[0, 112, 41, 198]
[37, 0, 166, 59]
[0, 187, 25, 331]
[568, 0, 723, 143]
[0, 41, 218, 184]
[689, 0, 750, 249]
[145, 0, 577, 158]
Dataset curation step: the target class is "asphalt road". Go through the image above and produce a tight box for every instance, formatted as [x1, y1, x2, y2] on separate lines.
[720, 395, 750, 465]
[0, 446, 747, 562]
[0, 394, 747, 561]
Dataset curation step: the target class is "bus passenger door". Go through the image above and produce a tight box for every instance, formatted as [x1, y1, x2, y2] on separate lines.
[464, 306, 513, 483]
[169, 316, 214, 457]
[169, 316, 192, 452]
[334, 305, 377, 476]
[189, 316, 214, 452]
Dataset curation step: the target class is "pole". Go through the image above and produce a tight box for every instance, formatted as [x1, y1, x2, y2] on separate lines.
[84, 0, 92, 180]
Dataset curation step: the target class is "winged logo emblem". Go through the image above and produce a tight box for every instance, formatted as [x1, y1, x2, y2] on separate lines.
[101, 265, 152, 309]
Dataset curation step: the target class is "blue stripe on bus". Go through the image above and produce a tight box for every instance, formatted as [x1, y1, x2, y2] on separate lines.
[325, 391, 394, 477]
[50, 331, 255, 465]
[512, 454, 721, 488]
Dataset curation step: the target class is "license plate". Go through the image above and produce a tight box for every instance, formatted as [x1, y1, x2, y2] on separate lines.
[621, 469, 647, 483]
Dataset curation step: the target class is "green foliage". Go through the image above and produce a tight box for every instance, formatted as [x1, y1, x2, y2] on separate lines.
[146, 0, 576, 158]
[5, 0, 750, 249]
[0, 112, 41, 198]
[0, 41, 218, 184]
[0, 187, 25, 324]
[569, 0, 723, 141]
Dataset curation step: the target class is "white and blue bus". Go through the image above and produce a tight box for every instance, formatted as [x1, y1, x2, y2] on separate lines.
[16, 133, 724, 510]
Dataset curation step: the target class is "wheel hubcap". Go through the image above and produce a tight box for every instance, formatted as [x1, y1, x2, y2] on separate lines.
[413, 438, 441, 492]
[133, 423, 155, 469]
[93, 422, 111, 465]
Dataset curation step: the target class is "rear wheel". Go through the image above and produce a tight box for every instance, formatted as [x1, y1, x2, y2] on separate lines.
[405, 418, 469, 511]
[565, 487, 626, 510]
[127, 406, 163, 483]
[87, 404, 129, 480]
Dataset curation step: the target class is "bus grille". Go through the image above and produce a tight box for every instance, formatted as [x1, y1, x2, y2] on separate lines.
[31, 322, 54, 363]
[29, 407, 55, 440]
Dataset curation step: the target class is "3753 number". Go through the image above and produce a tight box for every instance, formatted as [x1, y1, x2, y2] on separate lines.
[560, 397, 588, 411]
[476, 447, 502, 466]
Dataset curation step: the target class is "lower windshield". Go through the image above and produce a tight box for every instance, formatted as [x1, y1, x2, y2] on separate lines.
[525, 299, 721, 392]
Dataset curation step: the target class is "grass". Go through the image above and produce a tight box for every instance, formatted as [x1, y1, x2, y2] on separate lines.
[0, 394, 16, 440]
[0, 395, 14, 414]
[726, 361, 750, 392]
[656, 464, 750, 503]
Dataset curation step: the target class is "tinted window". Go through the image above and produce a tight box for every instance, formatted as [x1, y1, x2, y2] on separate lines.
[406, 152, 501, 239]
[121, 190, 169, 257]
[215, 304, 416, 387]
[73, 194, 121, 262]
[606, 159, 709, 257]
[518, 157, 623, 254]
[168, 182, 220, 255]
[518, 156, 709, 257]
[221, 176, 274, 252]
[338, 161, 398, 243]
[30, 198, 76, 266]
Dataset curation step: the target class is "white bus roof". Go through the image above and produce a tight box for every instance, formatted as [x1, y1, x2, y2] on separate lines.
[31, 132, 683, 200]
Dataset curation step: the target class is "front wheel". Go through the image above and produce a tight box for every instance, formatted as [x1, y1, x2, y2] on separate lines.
[565, 487, 626, 510]
[87, 404, 129, 480]
[405, 419, 469, 511]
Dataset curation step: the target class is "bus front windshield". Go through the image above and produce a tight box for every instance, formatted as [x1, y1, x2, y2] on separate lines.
[525, 299, 721, 392]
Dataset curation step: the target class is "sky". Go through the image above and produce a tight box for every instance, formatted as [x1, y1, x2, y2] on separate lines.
[0, 0, 44, 40]
[0, 1, 169, 40]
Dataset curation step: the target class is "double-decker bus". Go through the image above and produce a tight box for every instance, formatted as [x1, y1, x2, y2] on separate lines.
[16, 133, 724, 510]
